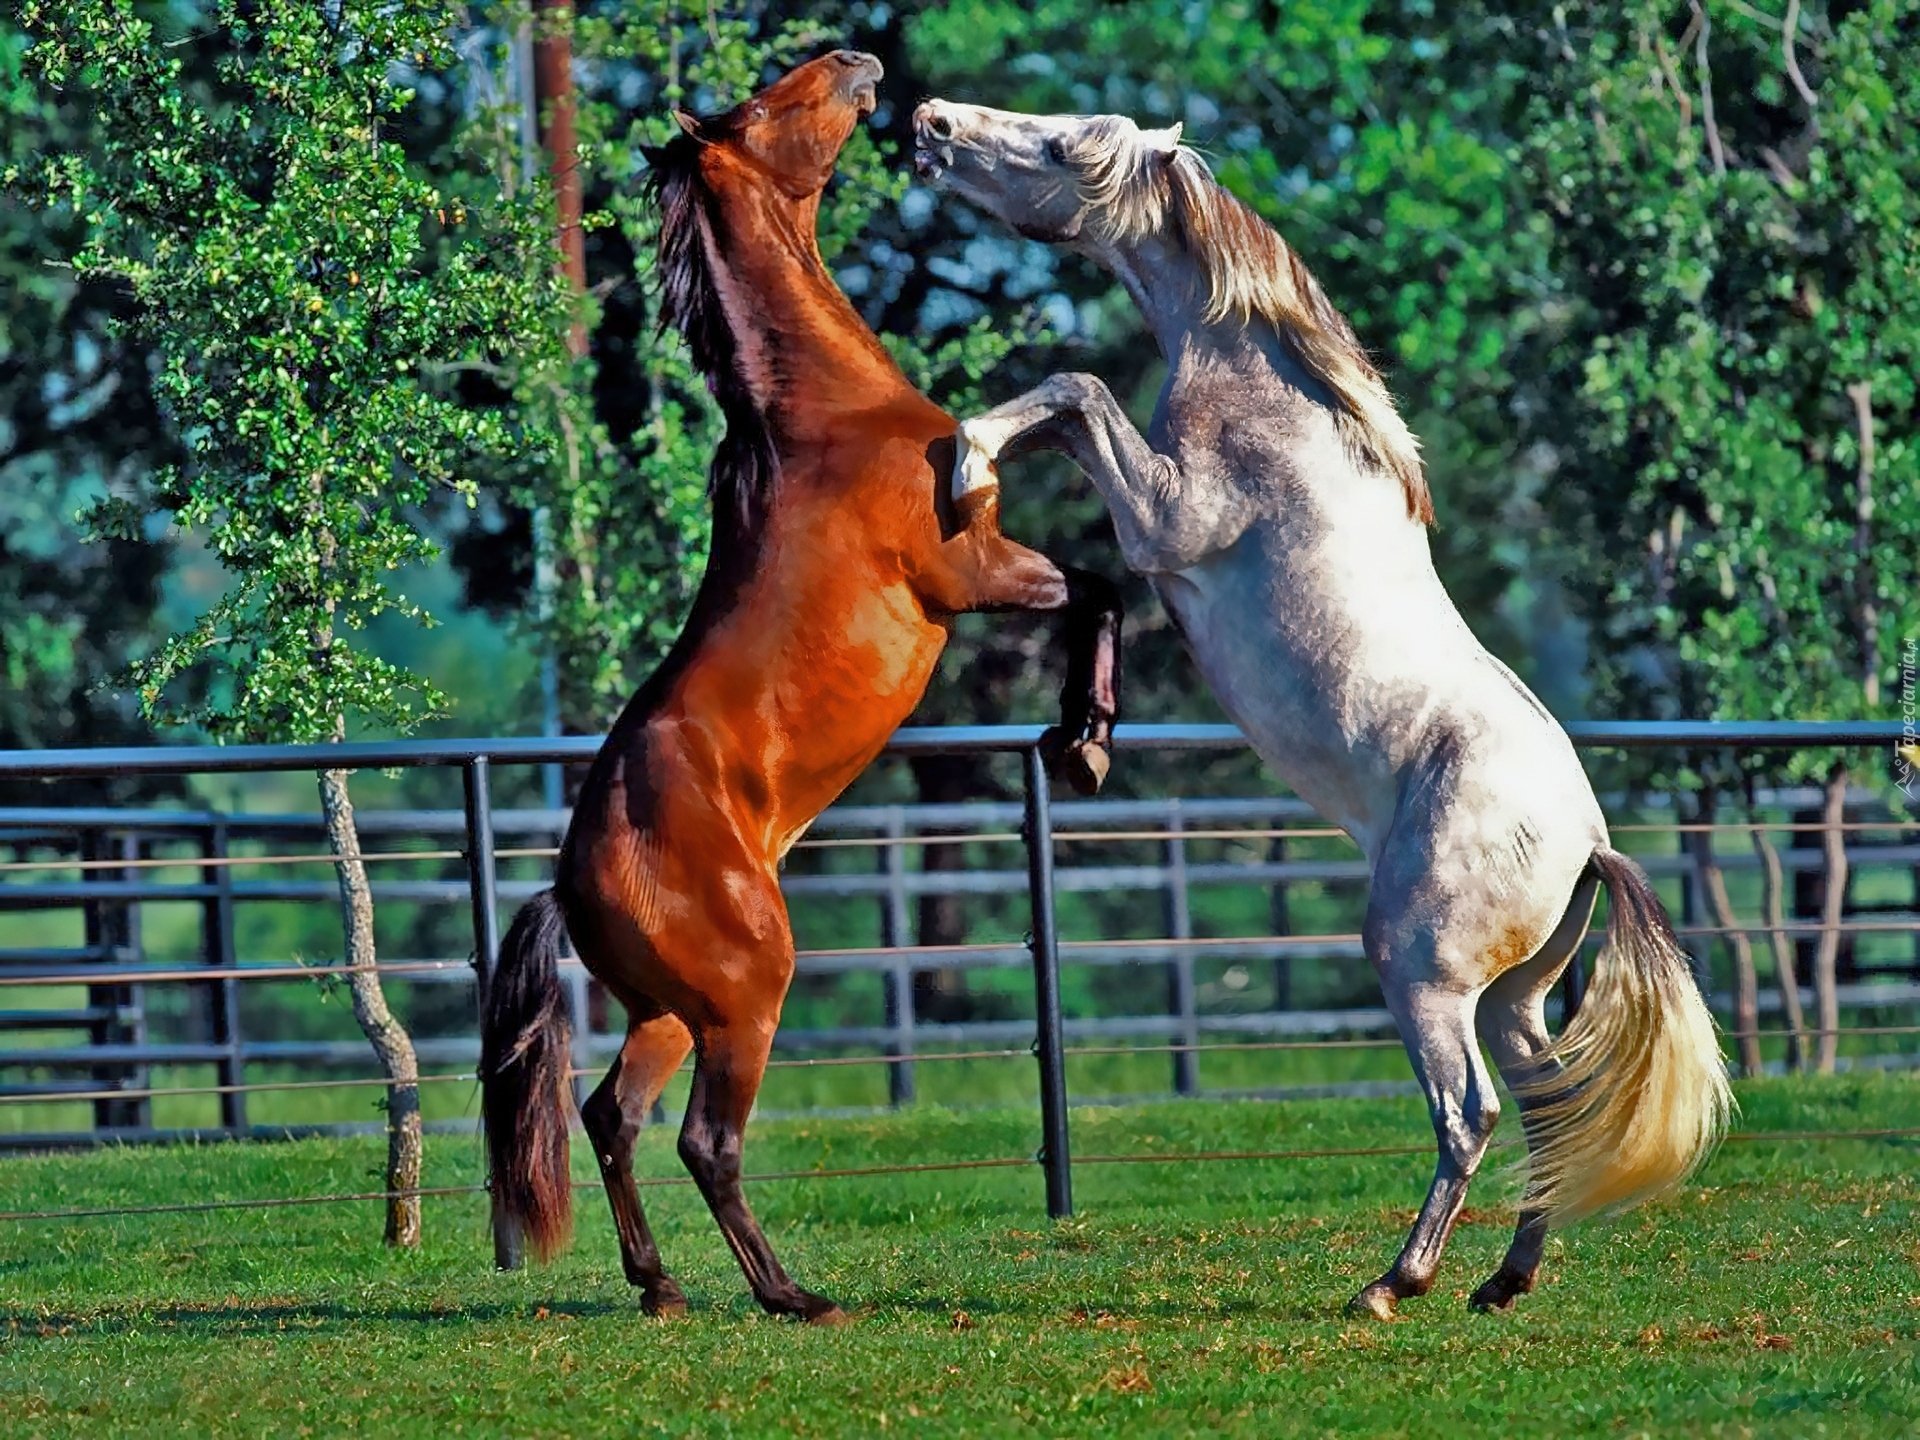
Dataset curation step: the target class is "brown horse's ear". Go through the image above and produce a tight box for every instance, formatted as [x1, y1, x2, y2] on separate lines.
[672, 109, 702, 138]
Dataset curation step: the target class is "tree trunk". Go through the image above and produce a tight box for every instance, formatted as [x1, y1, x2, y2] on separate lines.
[318, 767, 423, 1246]
[1688, 810, 1761, 1077]
[1812, 765, 1850, 1074]
[1752, 827, 1808, 1072]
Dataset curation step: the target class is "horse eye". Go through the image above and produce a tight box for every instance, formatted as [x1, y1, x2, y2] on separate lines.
[1044, 137, 1068, 164]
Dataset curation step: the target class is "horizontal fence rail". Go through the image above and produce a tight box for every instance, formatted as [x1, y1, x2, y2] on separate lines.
[2, 720, 1915, 1222]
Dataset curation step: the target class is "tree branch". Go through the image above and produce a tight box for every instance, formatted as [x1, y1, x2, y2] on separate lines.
[1692, 2, 1728, 176]
[1653, 32, 1694, 133]
[1782, 0, 1818, 112]
[1845, 380, 1879, 706]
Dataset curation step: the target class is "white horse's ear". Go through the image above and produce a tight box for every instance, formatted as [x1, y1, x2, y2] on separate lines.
[1140, 122, 1183, 156]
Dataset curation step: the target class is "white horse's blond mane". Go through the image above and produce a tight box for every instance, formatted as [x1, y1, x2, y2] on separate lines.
[1064, 119, 1431, 524]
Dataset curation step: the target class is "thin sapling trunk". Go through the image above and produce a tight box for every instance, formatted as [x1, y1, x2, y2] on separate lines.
[318, 765, 423, 1247]
[1688, 806, 1761, 1077]
[1812, 765, 1850, 1074]
[1753, 826, 1808, 1071]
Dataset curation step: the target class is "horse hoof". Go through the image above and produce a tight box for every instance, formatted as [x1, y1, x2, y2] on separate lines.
[1064, 740, 1110, 796]
[1467, 1271, 1530, 1314]
[1040, 728, 1110, 795]
[1347, 1284, 1400, 1322]
[642, 1284, 688, 1319]
[806, 1303, 851, 1327]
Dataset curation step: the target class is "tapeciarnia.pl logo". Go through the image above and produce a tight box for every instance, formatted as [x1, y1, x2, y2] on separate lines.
[1900, 635, 1917, 801]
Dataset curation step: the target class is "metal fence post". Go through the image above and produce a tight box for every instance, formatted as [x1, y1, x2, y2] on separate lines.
[463, 757, 501, 1016]
[1163, 801, 1199, 1095]
[202, 820, 246, 1133]
[1022, 746, 1072, 1219]
[879, 807, 916, 1106]
[1269, 825, 1292, 1012]
[83, 828, 147, 1132]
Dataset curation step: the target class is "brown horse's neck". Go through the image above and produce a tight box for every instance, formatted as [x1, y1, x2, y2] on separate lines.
[702, 160, 917, 419]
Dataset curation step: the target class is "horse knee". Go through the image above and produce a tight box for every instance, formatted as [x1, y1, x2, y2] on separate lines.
[584, 1086, 650, 1176]
[1433, 1087, 1500, 1173]
[677, 1122, 741, 1190]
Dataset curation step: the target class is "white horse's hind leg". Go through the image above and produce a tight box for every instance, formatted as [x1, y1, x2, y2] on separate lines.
[1468, 869, 1602, 1312]
[1350, 976, 1502, 1320]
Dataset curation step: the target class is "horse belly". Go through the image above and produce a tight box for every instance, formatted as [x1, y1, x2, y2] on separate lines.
[1151, 561, 1402, 842]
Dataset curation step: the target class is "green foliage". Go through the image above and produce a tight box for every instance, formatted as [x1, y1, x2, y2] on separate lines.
[1519, 1, 1919, 786]
[18, 0, 553, 743]
[0, 13, 179, 771]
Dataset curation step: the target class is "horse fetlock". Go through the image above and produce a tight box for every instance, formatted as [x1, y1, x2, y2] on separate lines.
[952, 423, 1002, 503]
[1467, 1266, 1536, 1314]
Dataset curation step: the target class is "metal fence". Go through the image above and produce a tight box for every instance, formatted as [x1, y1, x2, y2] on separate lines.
[1, 720, 1913, 1221]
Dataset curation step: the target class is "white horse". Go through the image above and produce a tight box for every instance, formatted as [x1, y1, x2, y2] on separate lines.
[913, 101, 1730, 1318]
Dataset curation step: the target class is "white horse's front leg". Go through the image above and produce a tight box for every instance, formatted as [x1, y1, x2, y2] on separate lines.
[958, 372, 1247, 574]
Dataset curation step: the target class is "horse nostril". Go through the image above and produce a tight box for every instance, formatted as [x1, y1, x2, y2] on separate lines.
[928, 111, 954, 140]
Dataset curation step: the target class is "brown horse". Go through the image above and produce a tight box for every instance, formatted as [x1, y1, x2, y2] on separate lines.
[479, 51, 1121, 1324]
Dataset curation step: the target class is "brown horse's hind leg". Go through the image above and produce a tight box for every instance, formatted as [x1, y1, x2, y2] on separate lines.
[1469, 870, 1600, 1312]
[581, 1010, 694, 1315]
[679, 1019, 845, 1325]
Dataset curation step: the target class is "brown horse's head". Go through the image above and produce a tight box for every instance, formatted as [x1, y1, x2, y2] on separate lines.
[675, 50, 881, 197]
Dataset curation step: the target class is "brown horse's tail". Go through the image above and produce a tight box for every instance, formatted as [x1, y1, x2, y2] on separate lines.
[480, 888, 574, 1268]
[1521, 847, 1733, 1224]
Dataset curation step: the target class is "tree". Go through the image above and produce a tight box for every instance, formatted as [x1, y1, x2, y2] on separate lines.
[20, 0, 559, 1239]
[0, 14, 181, 802]
[1517, 0, 1920, 1070]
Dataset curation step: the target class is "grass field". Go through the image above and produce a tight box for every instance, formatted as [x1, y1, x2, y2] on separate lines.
[0, 1074, 1915, 1438]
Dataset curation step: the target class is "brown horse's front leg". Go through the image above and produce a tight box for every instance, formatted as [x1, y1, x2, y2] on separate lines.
[1042, 566, 1122, 793]
[920, 477, 1123, 795]
[678, 1017, 846, 1324]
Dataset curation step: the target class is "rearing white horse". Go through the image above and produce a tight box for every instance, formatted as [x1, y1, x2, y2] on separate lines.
[914, 100, 1730, 1319]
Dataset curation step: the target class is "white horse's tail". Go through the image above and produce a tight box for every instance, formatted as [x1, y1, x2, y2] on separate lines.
[1521, 847, 1733, 1225]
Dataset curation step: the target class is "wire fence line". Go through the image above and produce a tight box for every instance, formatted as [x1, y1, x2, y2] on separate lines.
[4, 818, 1915, 876]
[4, 914, 1919, 994]
[1, 720, 1915, 1218]
[10, 1024, 1920, 1112]
[3, 1125, 1916, 1227]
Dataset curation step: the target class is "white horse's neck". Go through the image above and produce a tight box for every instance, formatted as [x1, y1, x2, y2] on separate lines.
[1085, 225, 1499, 850]
[1088, 228, 1372, 449]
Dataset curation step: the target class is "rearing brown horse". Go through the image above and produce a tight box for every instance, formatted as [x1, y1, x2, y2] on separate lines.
[480, 51, 1121, 1324]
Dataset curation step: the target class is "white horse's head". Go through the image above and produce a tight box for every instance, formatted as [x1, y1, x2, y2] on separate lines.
[911, 100, 1181, 246]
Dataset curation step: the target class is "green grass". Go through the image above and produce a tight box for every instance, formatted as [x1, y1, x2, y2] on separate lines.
[0, 1075, 1916, 1437]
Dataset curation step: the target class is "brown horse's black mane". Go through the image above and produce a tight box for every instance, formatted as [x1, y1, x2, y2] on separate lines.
[645, 130, 779, 540]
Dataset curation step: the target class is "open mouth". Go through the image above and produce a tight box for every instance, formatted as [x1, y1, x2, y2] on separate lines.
[912, 118, 951, 180]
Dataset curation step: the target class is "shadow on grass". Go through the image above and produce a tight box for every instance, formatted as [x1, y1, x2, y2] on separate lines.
[2, 1296, 644, 1339]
